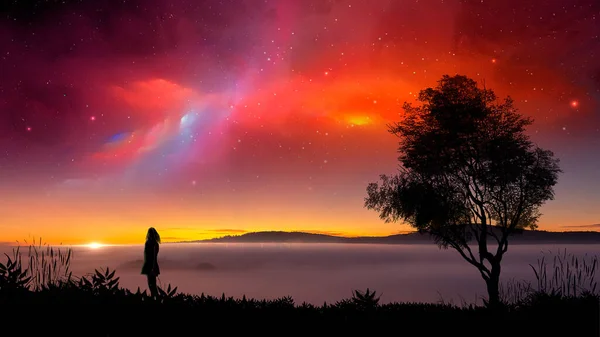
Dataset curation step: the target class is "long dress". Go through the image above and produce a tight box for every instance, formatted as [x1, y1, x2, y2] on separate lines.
[141, 240, 160, 276]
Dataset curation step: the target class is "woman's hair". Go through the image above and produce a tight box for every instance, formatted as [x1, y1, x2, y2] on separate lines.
[146, 227, 161, 244]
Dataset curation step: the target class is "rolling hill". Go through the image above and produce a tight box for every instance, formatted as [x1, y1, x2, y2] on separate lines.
[180, 229, 600, 245]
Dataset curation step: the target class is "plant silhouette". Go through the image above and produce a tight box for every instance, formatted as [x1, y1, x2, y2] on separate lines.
[0, 249, 31, 292]
[352, 288, 381, 309]
[77, 267, 120, 295]
[0, 242, 598, 336]
[365, 74, 561, 308]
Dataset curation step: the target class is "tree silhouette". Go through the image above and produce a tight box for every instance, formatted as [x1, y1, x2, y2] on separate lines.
[365, 75, 561, 307]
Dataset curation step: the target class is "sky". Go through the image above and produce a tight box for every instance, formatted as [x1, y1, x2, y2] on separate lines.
[0, 0, 599, 245]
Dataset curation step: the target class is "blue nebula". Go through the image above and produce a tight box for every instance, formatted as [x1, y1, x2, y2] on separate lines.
[107, 132, 131, 143]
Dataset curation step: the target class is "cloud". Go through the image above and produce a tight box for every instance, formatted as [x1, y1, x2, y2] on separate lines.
[295, 230, 346, 237]
[560, 224, 600, 229]
[109, 79, 201, 122]
[390, 230, 416, 235]
[206, 229, 248, 234]
[161, 237, 189, 242]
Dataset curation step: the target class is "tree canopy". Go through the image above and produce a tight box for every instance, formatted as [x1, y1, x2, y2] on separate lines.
[365, 75, 561, 306]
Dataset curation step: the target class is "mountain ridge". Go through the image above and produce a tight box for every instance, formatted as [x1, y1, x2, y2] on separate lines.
[178, 229, 600, 245]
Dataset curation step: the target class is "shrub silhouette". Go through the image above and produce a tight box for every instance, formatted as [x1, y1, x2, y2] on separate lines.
[76, 267, 120, 295]
[157, 283, 178, 298]
[0, 249, 31, 292]
[352, 288, 381, 309]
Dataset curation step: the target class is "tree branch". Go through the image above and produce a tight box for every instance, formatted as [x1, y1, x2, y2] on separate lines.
[448, 241, 491, 281]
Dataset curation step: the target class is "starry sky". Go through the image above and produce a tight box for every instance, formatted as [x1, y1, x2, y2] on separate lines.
[1, 0, 599, 245]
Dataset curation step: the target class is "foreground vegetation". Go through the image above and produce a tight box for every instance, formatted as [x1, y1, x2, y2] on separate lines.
[0, 242, 598, 336]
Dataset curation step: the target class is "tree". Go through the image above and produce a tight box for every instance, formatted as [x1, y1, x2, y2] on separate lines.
[364, 75, 561, 307]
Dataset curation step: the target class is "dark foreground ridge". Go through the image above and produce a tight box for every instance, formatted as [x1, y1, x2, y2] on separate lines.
[180, 228, 600, 244]
[1, 242, 599, 336]
[2, 279, 598, 337]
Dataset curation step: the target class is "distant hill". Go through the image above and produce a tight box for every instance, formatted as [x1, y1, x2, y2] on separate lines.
[181, 229, 600, 245]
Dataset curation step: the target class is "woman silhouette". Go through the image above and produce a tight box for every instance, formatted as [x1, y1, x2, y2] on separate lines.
[141, 227, 161, 298]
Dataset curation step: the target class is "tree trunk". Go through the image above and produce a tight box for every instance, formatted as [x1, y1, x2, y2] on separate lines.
[486, 262, 501, 308]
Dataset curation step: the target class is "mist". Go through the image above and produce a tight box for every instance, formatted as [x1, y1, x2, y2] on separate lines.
[2, 243, 598, 305]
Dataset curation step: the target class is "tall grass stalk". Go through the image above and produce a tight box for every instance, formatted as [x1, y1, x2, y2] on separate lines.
[13, 237, 73, 290]
[530, 249, 598, 297]
[499, 278, 533, 305]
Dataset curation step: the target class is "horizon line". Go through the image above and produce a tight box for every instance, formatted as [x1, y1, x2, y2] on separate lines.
[2, 227, 599, 247]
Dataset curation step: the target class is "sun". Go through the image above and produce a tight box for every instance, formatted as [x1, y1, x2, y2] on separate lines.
[86, 242, 104, 249]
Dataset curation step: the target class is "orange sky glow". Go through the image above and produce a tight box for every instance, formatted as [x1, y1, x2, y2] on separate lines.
[1, 0, 599, 245]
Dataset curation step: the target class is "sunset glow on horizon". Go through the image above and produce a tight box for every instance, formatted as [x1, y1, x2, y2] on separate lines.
[1, 0, 599, 245]
[86, 242, 104, 249]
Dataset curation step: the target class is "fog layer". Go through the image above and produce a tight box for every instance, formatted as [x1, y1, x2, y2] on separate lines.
[2, 243, 598, 304]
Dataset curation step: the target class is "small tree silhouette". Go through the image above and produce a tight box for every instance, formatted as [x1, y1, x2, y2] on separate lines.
[365, 75, 561, 308]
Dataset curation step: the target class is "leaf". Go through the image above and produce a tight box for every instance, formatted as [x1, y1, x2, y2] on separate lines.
[169, 287, 178, 296]
[82, 277, 92, 287]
